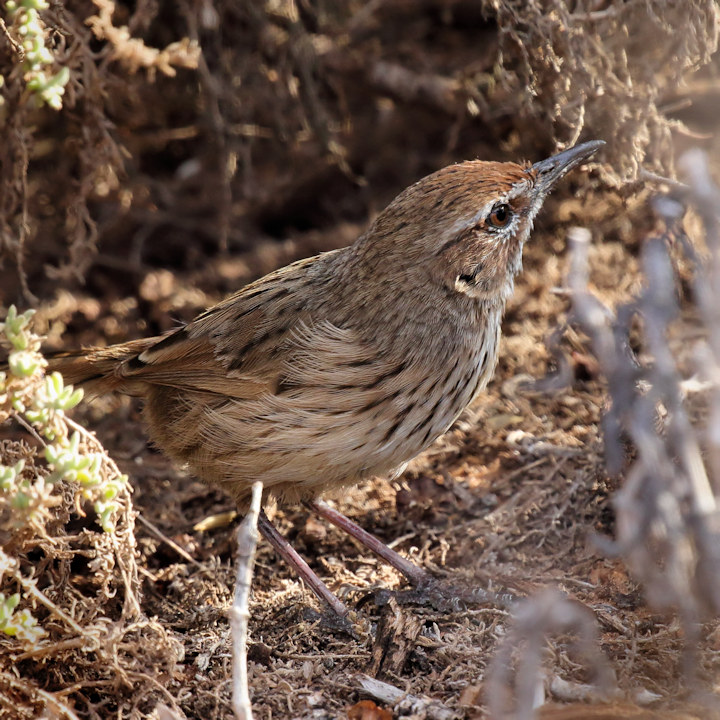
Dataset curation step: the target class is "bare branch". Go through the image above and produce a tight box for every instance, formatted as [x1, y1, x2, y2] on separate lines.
[231, 481, 263, 720]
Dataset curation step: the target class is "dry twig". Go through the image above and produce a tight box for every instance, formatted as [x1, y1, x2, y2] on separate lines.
[231, 480, 263, 720]
[485, 589, 615, 720]
[563, 149, 720, 691]
[356, 674, 458, 720]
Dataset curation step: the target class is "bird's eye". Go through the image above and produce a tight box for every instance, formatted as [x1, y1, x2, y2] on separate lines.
[488, 203, 512, 229]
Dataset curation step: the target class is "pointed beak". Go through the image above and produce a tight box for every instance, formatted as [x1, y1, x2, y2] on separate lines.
[530, 140, 605, 193]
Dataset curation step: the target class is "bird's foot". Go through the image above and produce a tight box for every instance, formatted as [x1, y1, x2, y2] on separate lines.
[366, 574, 519, 613]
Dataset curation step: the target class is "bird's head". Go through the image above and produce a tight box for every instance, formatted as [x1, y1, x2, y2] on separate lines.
[358, 140, 604, 304]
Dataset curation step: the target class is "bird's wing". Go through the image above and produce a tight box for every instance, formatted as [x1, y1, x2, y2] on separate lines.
[114, 254, 360, 399]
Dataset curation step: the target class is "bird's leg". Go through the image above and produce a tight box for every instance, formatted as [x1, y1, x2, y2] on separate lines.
[307, 501, 519, 612]
[257, 509, 349, 617]
[305, 500, 432, 586]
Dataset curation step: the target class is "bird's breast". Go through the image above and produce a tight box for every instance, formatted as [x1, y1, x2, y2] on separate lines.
[179, 304, 502, 503]
[351, 309, 501, 477]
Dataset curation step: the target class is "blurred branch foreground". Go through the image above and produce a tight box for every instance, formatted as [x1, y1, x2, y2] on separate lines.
[569, 150, 720, 634]
[572, 152, 720, 678]
[486, 151, 720, 718]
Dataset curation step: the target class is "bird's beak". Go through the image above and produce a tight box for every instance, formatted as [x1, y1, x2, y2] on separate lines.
[531, 140, 605, 193]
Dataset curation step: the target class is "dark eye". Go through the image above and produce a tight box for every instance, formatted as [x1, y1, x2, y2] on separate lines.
[488, 203, 512, 229]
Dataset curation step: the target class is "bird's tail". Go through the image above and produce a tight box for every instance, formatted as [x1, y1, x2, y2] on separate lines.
[44, 338, 158, 396]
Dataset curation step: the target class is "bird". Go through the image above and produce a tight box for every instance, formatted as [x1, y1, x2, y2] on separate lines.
[46, 140, 604, 616]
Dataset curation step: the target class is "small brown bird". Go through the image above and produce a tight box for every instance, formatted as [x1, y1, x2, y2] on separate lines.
[49, 141, 603, 615]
